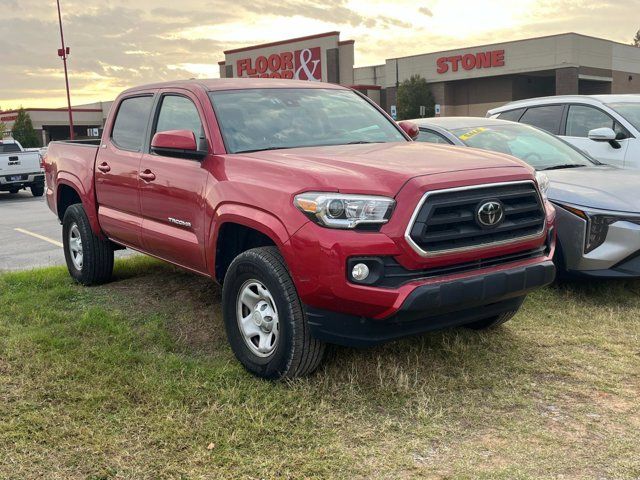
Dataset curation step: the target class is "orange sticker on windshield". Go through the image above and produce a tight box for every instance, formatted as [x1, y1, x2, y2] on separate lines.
[459, 127, 487, 141]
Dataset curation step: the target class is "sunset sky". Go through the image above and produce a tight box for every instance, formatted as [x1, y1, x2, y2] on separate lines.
[1, 0, 639, 109]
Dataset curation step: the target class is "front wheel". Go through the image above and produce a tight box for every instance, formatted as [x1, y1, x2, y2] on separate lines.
[222, 246, 326, 380]
[465, 307, 521, 330]
[8, 188, 19, 194]
[62, 204, 114, 286]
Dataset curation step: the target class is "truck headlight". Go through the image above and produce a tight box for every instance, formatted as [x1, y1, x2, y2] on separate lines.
[535, 172, 550, 199]
[559, 204, 640, 253]
[294, 192, 395, 229]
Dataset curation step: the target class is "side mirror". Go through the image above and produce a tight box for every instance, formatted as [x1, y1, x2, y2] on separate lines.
[151, 130, 207, 159]
[397, 120, 420, 140]
[587, 127, 616, 142]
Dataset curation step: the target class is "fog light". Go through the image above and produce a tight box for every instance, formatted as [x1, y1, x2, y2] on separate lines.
[351, 263, 370, 281]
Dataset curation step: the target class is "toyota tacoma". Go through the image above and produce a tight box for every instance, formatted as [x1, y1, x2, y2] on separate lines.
[44, 79, 556, 379]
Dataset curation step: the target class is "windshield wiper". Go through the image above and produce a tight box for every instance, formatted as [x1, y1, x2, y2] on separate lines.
[344, 141, 383, 145]
[541, 164, 587, 171]
[235, 146, 299, 154]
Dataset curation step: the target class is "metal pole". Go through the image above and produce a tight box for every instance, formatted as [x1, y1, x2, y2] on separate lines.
[56, 0, 74, 140]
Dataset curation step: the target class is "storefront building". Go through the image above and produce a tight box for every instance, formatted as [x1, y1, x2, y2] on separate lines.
[0, 102, 112, 146]
[219, 32, 640, 116]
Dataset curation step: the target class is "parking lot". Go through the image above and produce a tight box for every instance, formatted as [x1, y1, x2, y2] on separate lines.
[0, 190, 133, 271]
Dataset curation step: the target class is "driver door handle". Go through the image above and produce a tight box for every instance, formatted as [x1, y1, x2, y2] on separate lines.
[97, 162, 111, 173]
[139, 169, 156, 182]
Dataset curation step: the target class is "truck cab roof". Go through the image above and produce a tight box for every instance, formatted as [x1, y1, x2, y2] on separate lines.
[121, 78, 347, 96]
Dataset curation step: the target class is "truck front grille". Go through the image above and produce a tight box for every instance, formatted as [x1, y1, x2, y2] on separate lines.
[406, 181, 545, 256]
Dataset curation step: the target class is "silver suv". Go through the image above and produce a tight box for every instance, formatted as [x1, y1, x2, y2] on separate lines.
[487, 95, 640, 169]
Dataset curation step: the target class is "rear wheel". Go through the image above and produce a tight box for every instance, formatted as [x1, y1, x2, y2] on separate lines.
[62, 203, 114, 286]
[222, 246, 326, 380]
[31, 183, 44, 197]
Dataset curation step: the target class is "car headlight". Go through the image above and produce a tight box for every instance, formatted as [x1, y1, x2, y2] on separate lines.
[294, 192, 395, 229]
[559, 204, 640, 253]
[535, 172, 550, 199]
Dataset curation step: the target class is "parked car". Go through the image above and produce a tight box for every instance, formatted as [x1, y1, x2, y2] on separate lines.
[0, 138, 45, 196]
[413, 116, 640, 278]
[486, 95, 640, 168]
[44, 79, 556, 379]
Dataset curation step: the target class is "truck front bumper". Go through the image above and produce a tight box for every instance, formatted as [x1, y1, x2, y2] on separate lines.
[305, 260, 555, 346]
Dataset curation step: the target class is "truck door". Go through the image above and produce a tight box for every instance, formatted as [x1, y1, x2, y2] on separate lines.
[95, 94, 155, 248]
[138, 91, 210, 273]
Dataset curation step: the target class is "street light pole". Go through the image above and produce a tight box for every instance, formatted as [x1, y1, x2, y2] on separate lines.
[56, 0, 74, 140]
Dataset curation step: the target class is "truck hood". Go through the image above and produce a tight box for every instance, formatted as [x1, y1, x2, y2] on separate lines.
[546, 165, 640, 214]
[239, 142, 529, 196]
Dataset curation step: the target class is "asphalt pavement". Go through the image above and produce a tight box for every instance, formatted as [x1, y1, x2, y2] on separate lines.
[0, 189, 134, 272]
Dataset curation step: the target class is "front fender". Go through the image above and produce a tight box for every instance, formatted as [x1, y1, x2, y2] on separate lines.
[206, 203, 300, 278]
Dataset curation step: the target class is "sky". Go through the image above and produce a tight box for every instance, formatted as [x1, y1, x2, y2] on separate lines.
[1, 0, 639, 109]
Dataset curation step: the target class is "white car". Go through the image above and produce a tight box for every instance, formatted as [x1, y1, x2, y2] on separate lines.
[0, 138, 45, 196]
[487, 95, 640, 169]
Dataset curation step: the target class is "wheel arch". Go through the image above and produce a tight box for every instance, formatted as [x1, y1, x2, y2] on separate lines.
[55, 173, 103, 238]
[208, 204, 294, 283]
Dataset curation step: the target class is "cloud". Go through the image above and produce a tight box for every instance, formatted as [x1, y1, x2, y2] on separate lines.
[1, 0, 639, 108]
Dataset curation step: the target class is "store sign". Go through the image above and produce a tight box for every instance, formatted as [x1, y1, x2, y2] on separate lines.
[0, 115, 18, 122]
[436, 49, 505, 74]
[236, 47, 322, 81]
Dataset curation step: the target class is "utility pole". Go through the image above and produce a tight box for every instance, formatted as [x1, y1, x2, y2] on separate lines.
[56, 0, 74, 140]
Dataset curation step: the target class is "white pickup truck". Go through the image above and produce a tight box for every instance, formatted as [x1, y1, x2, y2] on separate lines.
[0, 138, 45, 196]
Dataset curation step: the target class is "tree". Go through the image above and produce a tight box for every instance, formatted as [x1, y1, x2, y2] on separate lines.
[11, 108, 39, 147]
[632, 29, 640, 47]
[0, 121, 6, 139]
[396, 74, 435, 120]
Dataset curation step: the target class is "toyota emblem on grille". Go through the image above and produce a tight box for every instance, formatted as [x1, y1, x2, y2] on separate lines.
[477, 200, 504, 227]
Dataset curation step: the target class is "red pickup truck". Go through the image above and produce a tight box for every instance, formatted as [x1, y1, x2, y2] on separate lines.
[44, 79, 556, 379]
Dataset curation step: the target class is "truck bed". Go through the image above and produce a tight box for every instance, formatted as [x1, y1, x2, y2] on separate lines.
[44, 140, 101, 232]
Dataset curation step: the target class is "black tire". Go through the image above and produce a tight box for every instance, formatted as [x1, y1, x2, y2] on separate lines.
[222, 246, 326, 380]
[31, 183, 45, 197]
[8, 188, 19, 194]
[465, 308, 520, 330]
[62, 203, 114, 286]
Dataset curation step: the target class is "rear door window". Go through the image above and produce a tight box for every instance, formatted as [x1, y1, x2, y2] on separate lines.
[519, 105, 564, 134]
[496, 108, 525, 122]
[111, 96, 154, 151]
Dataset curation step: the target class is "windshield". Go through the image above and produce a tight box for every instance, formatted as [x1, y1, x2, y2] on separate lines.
[608, 102, 640, 132]
[209, 88, 406, 153]
[450, 123, 596, 170]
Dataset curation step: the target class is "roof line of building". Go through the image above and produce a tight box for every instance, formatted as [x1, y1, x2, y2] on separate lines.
[0, 108, 103, 114]
[223, 31, 341, 56]
[381, 32, 638, 63]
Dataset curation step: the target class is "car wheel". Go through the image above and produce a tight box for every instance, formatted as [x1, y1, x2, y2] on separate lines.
[8, 188, 19, 194]
[62, 203, 114, 286]
[222, 246, 326, 380]
[31, 183, 45, 197]
[465, 310, 517, 330]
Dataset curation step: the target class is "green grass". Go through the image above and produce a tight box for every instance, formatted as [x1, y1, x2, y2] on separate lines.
[1, 256, 639, 479]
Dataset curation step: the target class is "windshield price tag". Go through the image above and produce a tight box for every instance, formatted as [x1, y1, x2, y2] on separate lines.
[459, 127, 487, 141]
